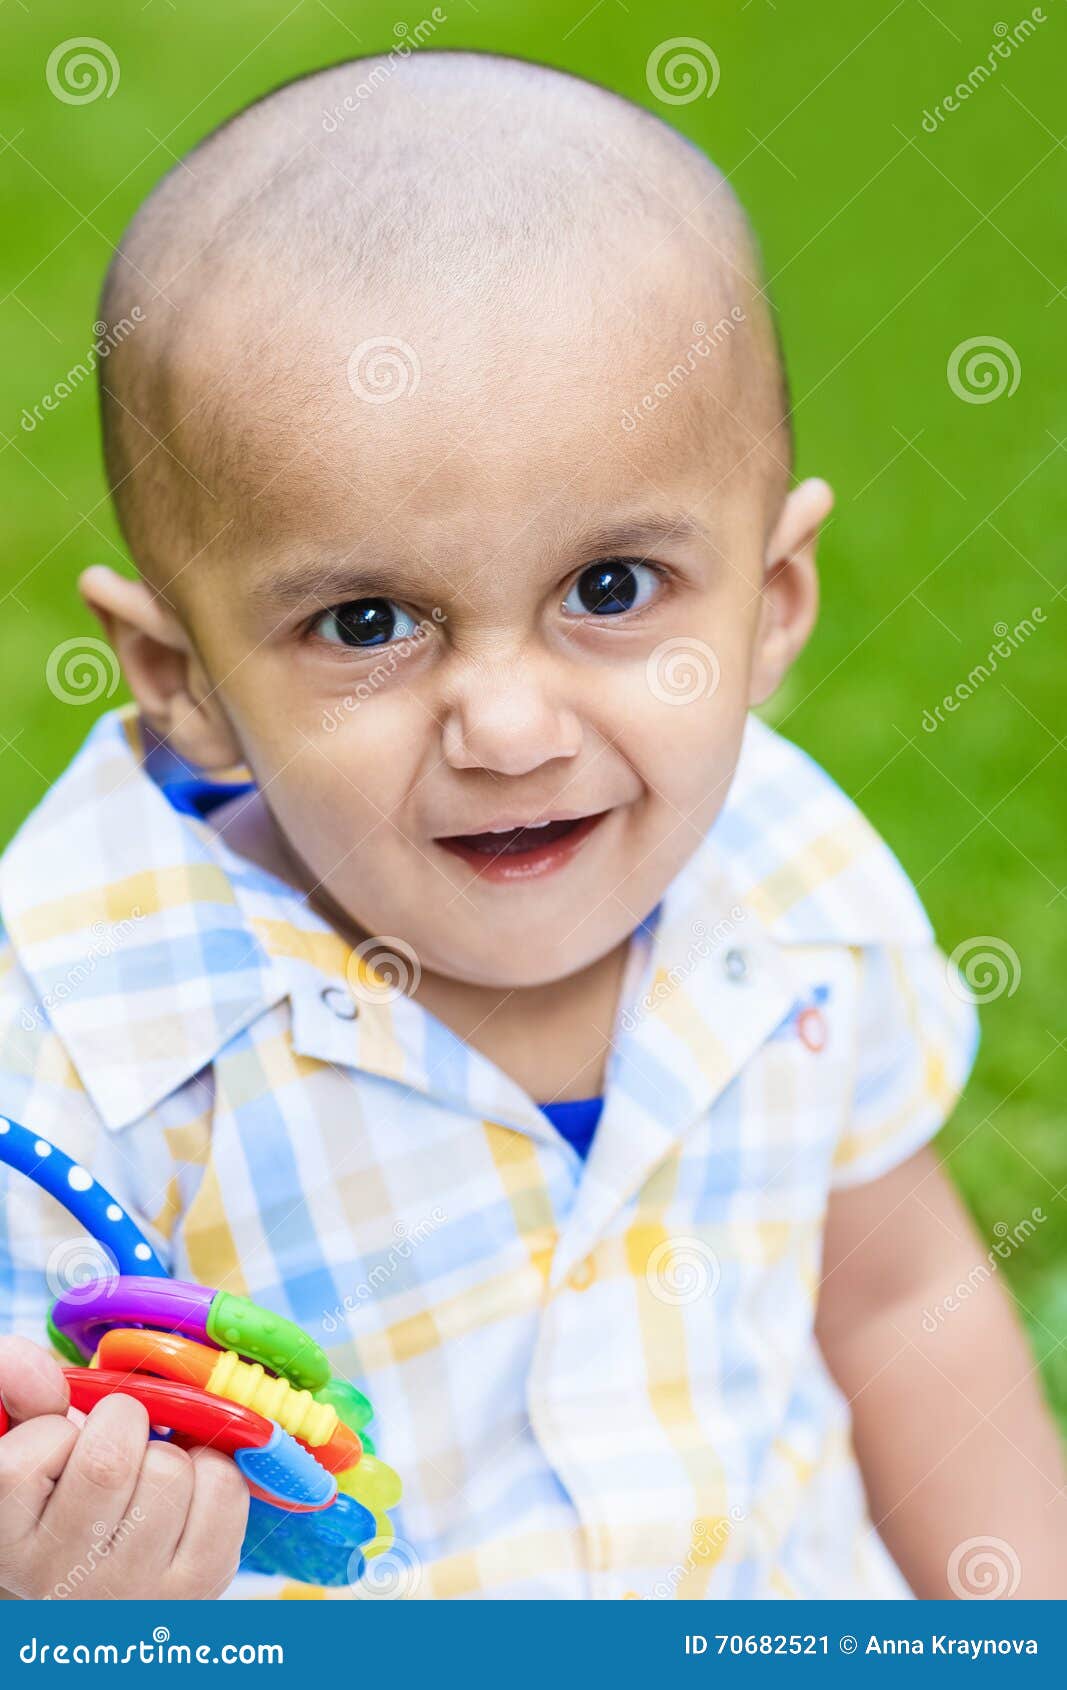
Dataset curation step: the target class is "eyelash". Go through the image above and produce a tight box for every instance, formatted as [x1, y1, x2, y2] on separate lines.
[304, 557, 672, 654]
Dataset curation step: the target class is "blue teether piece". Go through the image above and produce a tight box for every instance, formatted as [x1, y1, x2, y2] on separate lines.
[234, 1422, 338, 1508]
[0, 1116, 166, 1277]
[240, 1493, 376, 1586]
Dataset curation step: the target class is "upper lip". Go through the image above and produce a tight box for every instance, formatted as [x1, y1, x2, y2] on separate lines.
[435, 807, 609, 839]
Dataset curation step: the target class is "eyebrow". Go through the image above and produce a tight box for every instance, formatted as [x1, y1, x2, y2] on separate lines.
[246, 559, 427, 613]
[569, 513, 716, 560]
[246, 512, 716, 613]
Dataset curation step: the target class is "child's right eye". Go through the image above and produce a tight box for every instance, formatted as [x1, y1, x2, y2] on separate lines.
[311, 598, 419, 649]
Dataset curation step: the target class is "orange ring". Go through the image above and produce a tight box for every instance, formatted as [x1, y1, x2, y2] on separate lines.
[96, 1329, 362, 1475]
[97, 1328, 214, 1388]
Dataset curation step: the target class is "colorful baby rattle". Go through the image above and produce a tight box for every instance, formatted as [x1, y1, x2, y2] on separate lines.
[0, 1114, 401, 1586]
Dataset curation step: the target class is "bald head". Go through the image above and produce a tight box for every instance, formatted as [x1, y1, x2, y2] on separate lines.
[98, 51, 792, 583]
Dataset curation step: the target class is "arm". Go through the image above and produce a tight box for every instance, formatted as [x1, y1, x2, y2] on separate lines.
[816, 1144, 1067, 1599]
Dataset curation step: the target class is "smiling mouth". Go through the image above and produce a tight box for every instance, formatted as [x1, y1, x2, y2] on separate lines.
[434, 811, 611, 879]
[442, 816, 590, 856]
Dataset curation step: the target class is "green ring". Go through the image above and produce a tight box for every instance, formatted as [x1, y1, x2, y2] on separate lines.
[312, 1374, 375, 1433]
[206, 1290, 330, 1391]
[47, 1306, 88, 1367]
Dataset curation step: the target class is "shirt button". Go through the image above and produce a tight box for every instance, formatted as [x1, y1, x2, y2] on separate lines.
[568, 1259, 595, 1291]
[723, 947, 748, 982]
[321, 985, 359, 1020]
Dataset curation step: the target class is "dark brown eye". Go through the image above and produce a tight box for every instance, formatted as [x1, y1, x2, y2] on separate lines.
[315, 598, 414, 647]
[563, 559, 659, 617]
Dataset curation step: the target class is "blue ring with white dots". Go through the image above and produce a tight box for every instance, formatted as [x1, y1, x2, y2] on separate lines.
[0, 1116, 167, 1278]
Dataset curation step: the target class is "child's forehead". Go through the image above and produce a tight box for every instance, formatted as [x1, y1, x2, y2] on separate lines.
[100, 54, 791, 585]
[187, 265, 762, 574]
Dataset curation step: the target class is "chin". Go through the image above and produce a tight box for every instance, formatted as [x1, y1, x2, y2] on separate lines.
[433, 937, 615, 992]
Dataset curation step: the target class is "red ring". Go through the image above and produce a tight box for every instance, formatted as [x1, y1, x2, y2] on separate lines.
[62, 1369, 273, 1455]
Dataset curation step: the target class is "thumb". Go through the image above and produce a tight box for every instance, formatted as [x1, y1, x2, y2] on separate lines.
[0, 1336, 71, 1426]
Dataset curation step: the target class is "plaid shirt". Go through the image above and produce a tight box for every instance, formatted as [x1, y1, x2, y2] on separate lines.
[0, 708, 978, 1599]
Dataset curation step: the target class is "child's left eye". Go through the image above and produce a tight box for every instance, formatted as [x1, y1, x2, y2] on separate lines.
[561, 559, 661, 618]
[311, 598, 419, 649]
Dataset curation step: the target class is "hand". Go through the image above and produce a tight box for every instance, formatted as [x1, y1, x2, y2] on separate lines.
[0, 1336, 249, 1599]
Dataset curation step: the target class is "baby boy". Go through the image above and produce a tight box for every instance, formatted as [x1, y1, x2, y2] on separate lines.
[0, 52, 1063, 1600]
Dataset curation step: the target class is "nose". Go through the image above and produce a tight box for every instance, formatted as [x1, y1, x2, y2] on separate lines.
[440, 656, 583, 776]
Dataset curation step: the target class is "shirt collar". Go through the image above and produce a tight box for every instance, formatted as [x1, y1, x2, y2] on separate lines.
[0, 707, 930, 1139]
[0, 710, 284, 1132]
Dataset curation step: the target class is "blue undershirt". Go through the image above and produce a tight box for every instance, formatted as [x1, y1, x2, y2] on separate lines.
[160, 777, 608, 1158]
[539, 1096, 605, 1159]
[161, 775, 255, 819]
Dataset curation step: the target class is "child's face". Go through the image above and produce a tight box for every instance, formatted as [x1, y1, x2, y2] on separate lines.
[99, 271, 823, 989]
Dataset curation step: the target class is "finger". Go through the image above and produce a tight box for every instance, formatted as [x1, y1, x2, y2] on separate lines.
[0, 1414, 79, 1546]
[41, 1394, 148, 1548]
[113, 1441, 195, 1570]
[169, 1448, 249, 1597]
[0, 1337, 70, 1423]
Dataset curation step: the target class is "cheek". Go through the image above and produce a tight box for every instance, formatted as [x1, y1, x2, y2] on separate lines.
[223, 676, 427, 842]
[619, 653, 753, 816]
[600, 586, 757, 718]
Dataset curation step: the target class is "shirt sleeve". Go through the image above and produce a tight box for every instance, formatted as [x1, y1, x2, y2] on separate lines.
[830, 942, 980, 1190]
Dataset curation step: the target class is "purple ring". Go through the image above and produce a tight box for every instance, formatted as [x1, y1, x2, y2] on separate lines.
[52, 1277, 216, 1361]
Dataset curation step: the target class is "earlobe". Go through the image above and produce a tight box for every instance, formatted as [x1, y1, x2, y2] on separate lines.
[78, 566, 242, 770]
[748, 477, 833, 707]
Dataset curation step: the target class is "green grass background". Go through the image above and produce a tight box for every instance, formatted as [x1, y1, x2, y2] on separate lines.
[1, 2, 1064, 1420]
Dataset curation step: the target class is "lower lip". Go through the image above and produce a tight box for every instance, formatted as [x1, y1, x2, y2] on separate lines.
[435, 811, 610, 883]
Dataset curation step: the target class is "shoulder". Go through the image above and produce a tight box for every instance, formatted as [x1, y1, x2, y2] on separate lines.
[712, 715, 935, 948]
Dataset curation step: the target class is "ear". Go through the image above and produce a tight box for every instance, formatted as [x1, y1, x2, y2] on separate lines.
[748, 477, 833, 706]
[79, 566, 243, 770]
